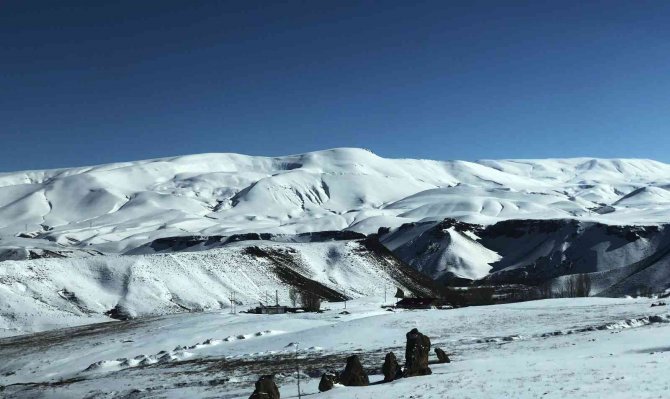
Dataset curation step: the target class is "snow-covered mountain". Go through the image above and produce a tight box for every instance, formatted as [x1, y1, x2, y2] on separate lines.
[3, 147, 670, 302]
[0, 238, 437, 336]
[381, 218, 670, 295]
[3, 148, 670, 261]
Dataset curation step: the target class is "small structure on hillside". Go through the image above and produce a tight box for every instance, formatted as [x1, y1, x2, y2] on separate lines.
[395, 297, 439, 309]
[248, 290, 290, 314]
[250, 303, 289, 314]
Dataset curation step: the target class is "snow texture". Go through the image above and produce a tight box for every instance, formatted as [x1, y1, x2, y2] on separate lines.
[1, 296, 668, 398]
[0, 239, 434, 337]
[3, 148, 670, 259]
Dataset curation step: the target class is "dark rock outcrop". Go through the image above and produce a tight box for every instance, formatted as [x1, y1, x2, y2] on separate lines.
[249, 375, 280, 399]
[381, 351, 402, 382]
[404, 328, 432, 377]
[435, 347, 451, 363]
[105, 304, 134, 321]
[339, 355, 369, 386]
[383, 217, 670, 296]
[318, 371, 339, 392]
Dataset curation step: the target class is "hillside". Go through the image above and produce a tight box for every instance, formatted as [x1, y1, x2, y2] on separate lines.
[2, 148, 670, 307]
[381, 218, 670, 295]
[0, 239, 437, 337]
[3, 148, 670, 261]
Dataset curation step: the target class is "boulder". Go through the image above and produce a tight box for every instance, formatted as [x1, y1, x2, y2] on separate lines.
[435, 347, 451, 363]
[404, 328, 432, 377]
[318, 372, 338, 392]
[339, 355, 369, 386]
[249, 374, 280, 399]
[381, 351, 402, 382]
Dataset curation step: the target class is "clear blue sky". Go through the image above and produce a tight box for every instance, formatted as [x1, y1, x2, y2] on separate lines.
[2, 0, 670, 171]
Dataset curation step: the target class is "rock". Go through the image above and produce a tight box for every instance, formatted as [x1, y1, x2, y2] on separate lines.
[249, 374, 280, 399]
[318, 372, 338, 392]
[404, 328, 432, 377]
[381, 352, 402, 382]
[435, 347, 451, 363]
[339, 355, 369, 386]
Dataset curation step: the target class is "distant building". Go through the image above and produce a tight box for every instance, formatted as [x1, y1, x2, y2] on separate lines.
[395, 297, 438, 309]
[249, 303, 289, 314]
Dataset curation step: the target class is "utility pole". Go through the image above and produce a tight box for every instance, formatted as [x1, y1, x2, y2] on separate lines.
[229, 291, 237, 314]
[275, 290, 278, 306]
[295, 342, 301, 399]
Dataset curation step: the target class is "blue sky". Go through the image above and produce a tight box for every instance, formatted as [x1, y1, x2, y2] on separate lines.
[2, 0, 670, 171]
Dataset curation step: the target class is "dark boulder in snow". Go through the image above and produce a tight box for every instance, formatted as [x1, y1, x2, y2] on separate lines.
[648, 315, 669, 323]
[105, 304, 134, 321]
[249, 374, 280, 399]
[339, 355, 369, 386]
[404, 328, 432, 377]
[318, 371, 339, 392]
[382, 351, 402, 382]
[435, 347, 451, 363]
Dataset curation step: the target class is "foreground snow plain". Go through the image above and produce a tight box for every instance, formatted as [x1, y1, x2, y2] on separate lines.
[2, 296, 668, 398]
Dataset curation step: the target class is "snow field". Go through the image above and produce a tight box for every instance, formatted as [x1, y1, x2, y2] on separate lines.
[1, 296, 668, 398]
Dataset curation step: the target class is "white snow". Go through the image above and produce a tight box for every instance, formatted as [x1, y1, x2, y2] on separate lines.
[1, 296, 668, 398]
[0, 240, 423, 337]
[2, 148, 670, 257]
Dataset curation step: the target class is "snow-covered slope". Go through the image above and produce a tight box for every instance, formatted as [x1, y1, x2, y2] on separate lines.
[381, 218, 670, 295]
[3, 148, 670, 259]
[0, 239, 437, 337]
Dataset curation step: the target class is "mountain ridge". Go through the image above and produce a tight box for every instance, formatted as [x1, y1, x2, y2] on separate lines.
[2, 148, 670, 298]
[3, 148, 670, 261]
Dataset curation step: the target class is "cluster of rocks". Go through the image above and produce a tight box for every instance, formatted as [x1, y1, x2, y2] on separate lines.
[317, 328, 452, 392]
[249, 328, 452, 397]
